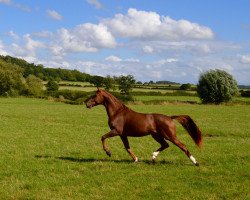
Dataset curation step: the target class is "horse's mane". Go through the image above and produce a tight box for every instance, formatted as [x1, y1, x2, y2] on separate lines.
[100, 89, 125, 109]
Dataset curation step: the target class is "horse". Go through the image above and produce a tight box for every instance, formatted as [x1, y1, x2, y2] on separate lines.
[85, 88, 203, 166]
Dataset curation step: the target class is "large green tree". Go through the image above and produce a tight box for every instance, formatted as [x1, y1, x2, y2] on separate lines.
[197, 69, 239, 104]
[117, 75, 136, 95]
[104, 75, 116, 91]
[0, 60, 25, 96]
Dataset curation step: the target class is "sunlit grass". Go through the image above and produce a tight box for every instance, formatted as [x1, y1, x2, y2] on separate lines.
[0, 98, 249, 199]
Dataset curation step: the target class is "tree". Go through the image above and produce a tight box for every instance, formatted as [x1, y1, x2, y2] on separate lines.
[180, 83, 192, 90]
[46, 80, 59, 92]
[26, 75, 44, 96]
[117, 75, 136, 95]
[89, 75, 105, 87]
[197, 69, 239, 104]
[104, 75, 116, 91]
[0, 61, 25, 96]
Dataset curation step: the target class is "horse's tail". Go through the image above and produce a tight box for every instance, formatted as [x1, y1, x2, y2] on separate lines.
[171, 115, 203, 148]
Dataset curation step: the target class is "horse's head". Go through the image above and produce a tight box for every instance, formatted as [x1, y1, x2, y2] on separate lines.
[85, 88, 105, 109]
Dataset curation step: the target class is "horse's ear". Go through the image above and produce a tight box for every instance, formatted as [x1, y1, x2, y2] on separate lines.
[97, 87, 100, 92]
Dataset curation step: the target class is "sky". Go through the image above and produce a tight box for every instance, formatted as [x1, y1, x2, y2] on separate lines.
[0, 0, 250, 84]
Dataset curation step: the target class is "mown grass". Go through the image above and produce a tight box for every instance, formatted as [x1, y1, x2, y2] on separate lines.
[0, 98, 249, 199]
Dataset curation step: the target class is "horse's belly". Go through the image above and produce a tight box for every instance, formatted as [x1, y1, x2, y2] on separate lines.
[123, 121, 156, 137]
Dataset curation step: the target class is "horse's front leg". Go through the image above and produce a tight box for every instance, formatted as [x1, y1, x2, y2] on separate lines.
[101, 129, 119, 157]
[120, 136, 138, 162]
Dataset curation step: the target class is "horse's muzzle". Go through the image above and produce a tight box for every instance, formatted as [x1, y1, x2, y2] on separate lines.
[86, 103, 92, 109]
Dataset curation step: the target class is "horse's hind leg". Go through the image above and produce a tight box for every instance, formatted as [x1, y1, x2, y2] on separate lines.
[120, 136, 138, 162]
[151, 133, 169, 162]
[170, 137, 199, 166]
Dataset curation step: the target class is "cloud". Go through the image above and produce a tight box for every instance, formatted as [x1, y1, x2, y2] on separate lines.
[0, 0, 30, 12]
[142, 45, 154, 53]
[86, 0, 103, 9]
[7, 30, 19, 40]
[239, 55, 250, 64]
[102, 8, 214, 41]
[24, 34, 45, 53]
[50, 23, 116, 55]
[105, 55, 122, 62]
[32, 31, 52, 38]
[9, 34, 45, 59]
[156, 58, 178, 65]
[124, 58, 140, 62]
[46, 9, 63, 20]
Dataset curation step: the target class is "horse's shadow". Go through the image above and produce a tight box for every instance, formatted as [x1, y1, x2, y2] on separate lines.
[35, 155, 173, 165]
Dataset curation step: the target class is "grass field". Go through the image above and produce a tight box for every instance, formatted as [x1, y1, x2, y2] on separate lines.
[0, 98, 249, 199]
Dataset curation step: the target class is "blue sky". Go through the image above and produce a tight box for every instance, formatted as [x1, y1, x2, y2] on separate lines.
[1, 0, 250, 84]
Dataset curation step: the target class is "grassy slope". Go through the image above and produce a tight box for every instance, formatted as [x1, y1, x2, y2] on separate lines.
[0, 98, 249, 199]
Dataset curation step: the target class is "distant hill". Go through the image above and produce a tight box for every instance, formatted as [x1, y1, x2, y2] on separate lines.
[155, 80, 180, 85]
[239, 85, 250, 89]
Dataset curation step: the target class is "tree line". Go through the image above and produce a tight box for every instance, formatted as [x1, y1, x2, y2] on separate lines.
[0, 55, 136, 99]
[0, 55, 243, 104]
[0, 55, 90, 82]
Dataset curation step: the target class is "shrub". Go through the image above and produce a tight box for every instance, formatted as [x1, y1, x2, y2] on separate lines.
[46, 80, 59, 92]
[197, 69, 239, 104]
[25, 75, 44, 96]
[180, 83, 192, 90]
[112, 92, 134, 102]
[240, 90, 250, 97]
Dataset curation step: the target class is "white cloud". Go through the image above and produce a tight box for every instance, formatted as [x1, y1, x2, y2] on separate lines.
[156, 58, 178, 65]
[50, 23, 116, 55]
[32, 31, 52, 38]
[86, 0, 103, 9]
[0, 0, 30, 12]
[24, 34, 45, 54]
[124, 58, 140, 62]
[105, 55, 122, 62]
[46, 9, 63, 20]
[9, 34, 45, 58]
[142, 45, 154, 53]
[103, 8, 214, 41]
[7, 30, 19, 40]
[239, 55, 250, 64]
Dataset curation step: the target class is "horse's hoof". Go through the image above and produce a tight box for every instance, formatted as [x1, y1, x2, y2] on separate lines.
[195, 162, 200, 167]
[106, 151, 112, 157]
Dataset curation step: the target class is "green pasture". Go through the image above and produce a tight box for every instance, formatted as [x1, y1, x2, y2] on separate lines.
[0, 98, 249, 199]
[134, 95, 201, 103]
[134, 95, 250, 104]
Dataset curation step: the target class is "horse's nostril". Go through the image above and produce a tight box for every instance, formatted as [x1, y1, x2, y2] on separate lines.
[86, 104, 92, 109]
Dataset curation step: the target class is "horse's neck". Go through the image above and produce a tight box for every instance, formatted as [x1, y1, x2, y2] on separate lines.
[104, 95, 124, 118]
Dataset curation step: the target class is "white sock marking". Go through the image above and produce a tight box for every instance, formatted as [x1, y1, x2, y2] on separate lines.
[152, 151, 160, 160]
[190, 155, 197, 164]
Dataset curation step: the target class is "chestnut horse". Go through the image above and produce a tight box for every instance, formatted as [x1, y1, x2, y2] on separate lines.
[85, 89, 202, 166]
